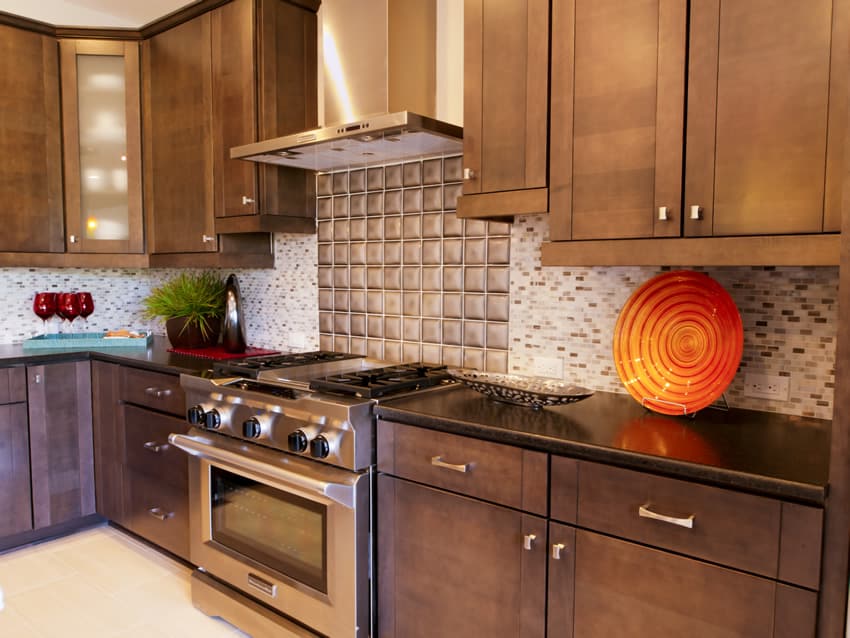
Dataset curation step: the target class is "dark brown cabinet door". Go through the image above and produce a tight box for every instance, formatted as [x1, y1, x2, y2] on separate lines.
[143, 14, 216, 254]
[211, 0, 318, 231]
[377, 474, 546, 638]
[91, 361, 124, 523]
[549, 0, 686, 240]
[0, 25, 64, 253]
[0, 402, 33, 537]
[685, 0, 843, 236]
[457, 0, 549, 219]
[27, 361, 95, 529]
[569, 530, 815, 638]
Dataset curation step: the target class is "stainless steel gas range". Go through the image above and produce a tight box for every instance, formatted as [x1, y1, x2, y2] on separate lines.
[169, 352, 452, 638]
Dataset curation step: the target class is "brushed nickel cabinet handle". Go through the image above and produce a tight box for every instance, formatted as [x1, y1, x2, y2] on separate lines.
[430, 455, 470, 473]
[69, 234, 78, 243]
[523, 534, 537, 551]
[658, 206, 669, 221]
[552, 543, 566, 560]
[689, 205, 703, 220]
[639, 504, 695, 529]
[202, 234, 216, 242]
[144, 387, 172, 399]
[143, 441, 169, 453]
[463, 167, 476, 180]
[147, 507, 173, 521]
[242, 195, 255, 205]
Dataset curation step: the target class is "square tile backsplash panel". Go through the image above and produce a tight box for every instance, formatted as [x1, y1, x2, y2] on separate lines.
[511, 215, 837, 420]
[316, 156, 512, 372]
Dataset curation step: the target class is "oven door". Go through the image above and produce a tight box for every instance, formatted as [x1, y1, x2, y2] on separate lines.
[170, 428, 371, 638]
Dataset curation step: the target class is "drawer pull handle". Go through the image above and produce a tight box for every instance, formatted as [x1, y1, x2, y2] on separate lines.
[143, 441, 169, 453]
[523, 533, 537, 551]
[144, 387, 173, 399]
[552, 543, 566, 560]
[431, 455, 470, 473]
[639, 504, 695, 529]
[147, 507, 174, 521]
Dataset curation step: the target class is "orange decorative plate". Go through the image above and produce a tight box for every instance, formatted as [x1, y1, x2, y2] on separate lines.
[613, 271, 743, 416]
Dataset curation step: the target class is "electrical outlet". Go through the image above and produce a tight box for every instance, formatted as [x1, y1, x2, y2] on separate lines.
[535, 356, 563, 379]
[743, 372, 790, 401]
[289, 332, 308, 349]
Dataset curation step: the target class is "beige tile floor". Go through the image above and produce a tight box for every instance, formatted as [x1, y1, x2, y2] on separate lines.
[0, 525, 249, 637]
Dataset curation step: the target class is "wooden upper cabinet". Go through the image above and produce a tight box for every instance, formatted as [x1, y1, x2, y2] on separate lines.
[0, 26, 63, 253]
[549, 0, 686, 241]
[685, 0, 843, 236]
[456, 0, 549, 219]
[549, 0, 847, 243]
[211, 0, 318, 234]
[60, 40, 144, 254]
[143, 14, 216, 255]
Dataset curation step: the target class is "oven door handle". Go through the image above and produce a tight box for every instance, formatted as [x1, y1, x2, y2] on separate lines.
[168, 431, 360, 509]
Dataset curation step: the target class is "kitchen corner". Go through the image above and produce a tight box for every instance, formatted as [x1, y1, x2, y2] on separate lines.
[0, 0, 848, 637]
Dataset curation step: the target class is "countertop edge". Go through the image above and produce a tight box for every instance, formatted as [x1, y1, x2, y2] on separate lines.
[375, 404, 827, 506]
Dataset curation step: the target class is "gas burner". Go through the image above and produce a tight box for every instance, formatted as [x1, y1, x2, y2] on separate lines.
[213, 350, 362, 378]
[309, 363, 452, 398]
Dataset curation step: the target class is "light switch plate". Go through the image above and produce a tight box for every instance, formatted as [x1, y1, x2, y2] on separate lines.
[535, 356, 563, 379]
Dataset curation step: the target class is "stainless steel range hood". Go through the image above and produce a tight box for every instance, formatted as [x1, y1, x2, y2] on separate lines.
[231, 0, 463, 173]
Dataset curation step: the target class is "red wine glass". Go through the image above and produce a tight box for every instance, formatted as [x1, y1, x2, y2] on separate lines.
[58, 292, 81, 332]
[77, 292, 94, 328]
[33, 292, 57, 335]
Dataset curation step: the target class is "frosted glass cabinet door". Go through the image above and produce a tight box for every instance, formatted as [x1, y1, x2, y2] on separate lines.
[60, 40, 143, 254]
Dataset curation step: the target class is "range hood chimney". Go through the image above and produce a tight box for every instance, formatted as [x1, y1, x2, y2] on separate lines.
[231, 0, 463, 173]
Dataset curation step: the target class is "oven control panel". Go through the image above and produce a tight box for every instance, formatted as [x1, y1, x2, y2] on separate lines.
[181, 375, 374, 472]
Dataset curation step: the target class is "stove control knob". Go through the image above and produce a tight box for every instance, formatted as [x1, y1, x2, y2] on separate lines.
[242, 417, 262, 439]
[288, 430, 309, 453]
[187, 405, 205, 425]
[310, 435, 331, 459]
[204, 409, 221, 429]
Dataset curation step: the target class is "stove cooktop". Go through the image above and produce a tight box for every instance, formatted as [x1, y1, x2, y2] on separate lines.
[213, 350, 362, 378]
[309, 363, 452, 399]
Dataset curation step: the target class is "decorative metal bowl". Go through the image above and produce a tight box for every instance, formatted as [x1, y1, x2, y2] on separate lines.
[448, 369, 594, 409]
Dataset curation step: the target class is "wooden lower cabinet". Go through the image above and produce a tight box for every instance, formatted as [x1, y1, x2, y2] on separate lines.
[546, 527, 817, 638]
[27, 361, 95, 529]
[377, 474, 547, 638]
[0, 402, 32, 537]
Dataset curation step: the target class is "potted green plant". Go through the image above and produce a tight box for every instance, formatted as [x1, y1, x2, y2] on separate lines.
[142, 271, 226, 348]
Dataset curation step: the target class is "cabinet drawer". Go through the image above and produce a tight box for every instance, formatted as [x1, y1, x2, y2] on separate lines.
[120, 366, 185, 416]
[575, 461, 822, 586]
[377, 420, 547, 515]
[124, 469, 189, 561]
[0, 367, 26, 405]
[124, 404, 188, 486]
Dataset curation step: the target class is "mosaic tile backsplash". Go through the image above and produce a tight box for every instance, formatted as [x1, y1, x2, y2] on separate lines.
[316, 157, 512, 372]
[0, 157, 837, 420]
[510, 215, 837, 420]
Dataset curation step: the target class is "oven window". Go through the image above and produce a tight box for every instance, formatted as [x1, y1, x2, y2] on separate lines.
[210, 466, 327, 593]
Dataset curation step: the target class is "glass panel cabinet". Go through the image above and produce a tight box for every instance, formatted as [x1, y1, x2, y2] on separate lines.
[60, 40, 143, 254]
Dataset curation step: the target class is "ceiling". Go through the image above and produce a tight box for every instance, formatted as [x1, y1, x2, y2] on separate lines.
[0, 0, 198, 28]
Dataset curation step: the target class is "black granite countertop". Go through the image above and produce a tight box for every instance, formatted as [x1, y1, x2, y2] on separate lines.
[0, 336, 214, 376]
[376, 384, 831, 505]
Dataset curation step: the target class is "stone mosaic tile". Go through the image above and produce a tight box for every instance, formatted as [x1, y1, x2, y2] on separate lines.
[510, 214, 837, 420]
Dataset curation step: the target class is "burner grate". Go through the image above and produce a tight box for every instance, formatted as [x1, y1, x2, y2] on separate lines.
[309, 363, 452, 398]
[214, 351, 361, 378]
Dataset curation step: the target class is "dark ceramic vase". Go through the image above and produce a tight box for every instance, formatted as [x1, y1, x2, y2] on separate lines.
[165, 316, 221, 349]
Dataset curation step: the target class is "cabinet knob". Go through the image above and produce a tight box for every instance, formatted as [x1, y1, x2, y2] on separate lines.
[689, 205, 703, 220]
[523, 533, 537, 551]
[33, 373, 42, 384]
[552, 543, 567, 560]
[69, 235, 78, 244]
[463, 168, 476, 181]
[242, 196, 255, 205]
[658, 206, 669, 221]
[202, 234, 216, 243]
